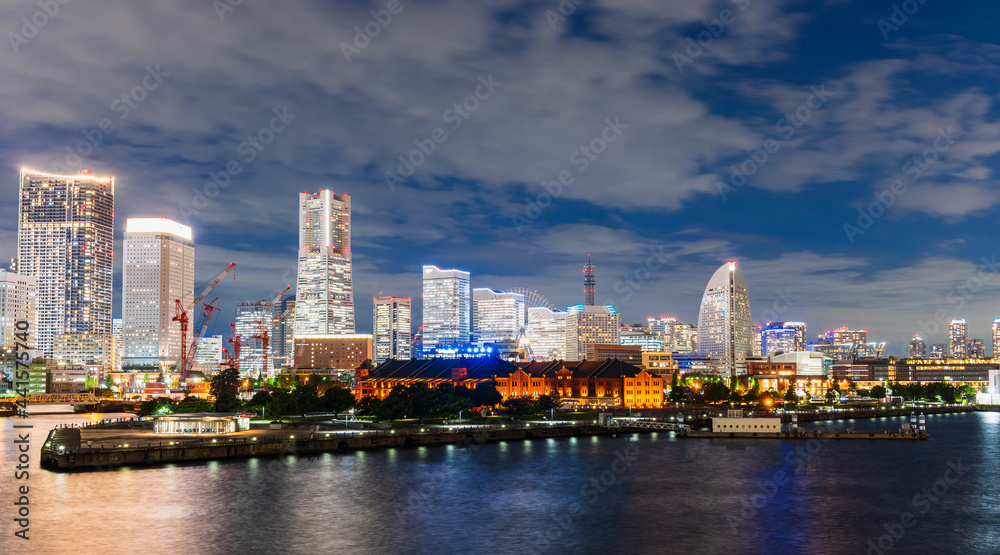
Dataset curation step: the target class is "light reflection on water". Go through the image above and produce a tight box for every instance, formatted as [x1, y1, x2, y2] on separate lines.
[1, 411, 998, 554]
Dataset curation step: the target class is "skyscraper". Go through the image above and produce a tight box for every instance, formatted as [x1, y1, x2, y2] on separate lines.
[761, 322, 797, 355]
[993, 319, 1000, 358]
[565, 304, 621, 360]
[968, 338, 985, 359]
[908, 334, 926, 358]
[121, 218, 194, 370]
[949, 319, 967, 358]
[648, 316, 695, 353]
[929, 343, 946, 358]
[697, 261, 752, 376]
[472, 289, 525, 345]
[373, 296, 411, 363]
[294, 190, 354, 337]
[583, 255, 595, 305]
[422, 265, 471, 350]
[16, 169, 114, 357]
[784, 321, 807, 351]
[271, 293, 296, 372]
[526, 307, 567, 361]
[751, 324, 762, 357]
[235, 300, 267, 376]
[0, 270, 36, 351]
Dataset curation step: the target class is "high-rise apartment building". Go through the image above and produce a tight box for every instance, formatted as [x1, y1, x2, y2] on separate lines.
[294, 190, 354, 337]
[373, 296, 411, 363]
[421, 265, 471, 350]
[235, 300, 267, 377]
[949, 319, 967, 358]
[762, 322, 797, 355]
[968, 338, 985, 359]
[526, 307, 567, 361]
[929, 343, 946, 358]
[121, 218, 194, 370]
[472, 289, 525, 345]
[647, 316, 696, 353]
[111, 318, 122, 372]
[697, 261, 752, 376]
[993, 319, 1000, 358]
[908, 335, 926, 358]
[751, 323, 762, 357]
[16, 169, 114, 357]
[784, 321, 807, 351]
[0, 270, 36, 350]
[565, 304, 621, 360]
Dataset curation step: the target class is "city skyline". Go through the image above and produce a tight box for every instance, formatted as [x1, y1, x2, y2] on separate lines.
[4, 3, 1000, 356]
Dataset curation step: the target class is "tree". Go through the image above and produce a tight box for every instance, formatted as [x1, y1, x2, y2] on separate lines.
[355, 395, 381, 416]
[702, 381, 730, 403]
[535, 394, 560, 414]
[500, 397, 538, 418]
[784, 387, 798, 404]
[210, 368, 240, 400]
[104, 374, 115, 390]
[357, 359, 374, 370]
[471, 381, 502, 408]
[139, 397, 176, 416]
[825, 388, 838, 405]
[848, 382, 859, 394]
[175, 395, 213, 413]
[324, 385, 355, 414]
[870, 385, 887, 399]
[245, 391, 271, 414]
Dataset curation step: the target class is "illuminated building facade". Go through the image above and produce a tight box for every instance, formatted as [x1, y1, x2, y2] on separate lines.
[0, 270, 36, 350]
[784, 322, 807, 350]
[949, 319, 967, 358]
[994, 319, 1000, 358]
[647, 316, 696, 353]
[235, 300, 266, 376]
[121, 218, 194, 370]
[908, 335, 926, 358]
[472, 289, 525, 345]
[526, 306, 567, 361]
[111, 318, 122, 371]
[421, 265, 471, 349]
[566, 304, 621, 361]
[373, 296, 411, 363]
[761, 322, 797, 355]
[16, 169, 114, 357]
[294, 190, 354, 337]
[697, 261, 752, 376]
[588, 343, 642, 365]
[929, 343, 946, 358]
[619, 327, 664, 352]
[751, 324, 762, 357]
[968, 338, 985, 359]
[271, 293, 296, 371]
[294, 335, 373, 370]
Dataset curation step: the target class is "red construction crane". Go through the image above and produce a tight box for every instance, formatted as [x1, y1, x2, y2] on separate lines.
[223, 322, 241, 370]
[173, 262, 236, 378]
[249, 285, 291, 379]
[180, 297, 220, 383]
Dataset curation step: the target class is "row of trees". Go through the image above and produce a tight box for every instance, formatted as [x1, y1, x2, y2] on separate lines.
[355, 382, 503, 422]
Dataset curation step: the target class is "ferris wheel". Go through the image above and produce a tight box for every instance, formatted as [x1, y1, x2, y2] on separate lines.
[502, 288, 557, 311]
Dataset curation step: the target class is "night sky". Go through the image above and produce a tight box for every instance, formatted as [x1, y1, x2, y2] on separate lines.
[3, 0, 999, 355]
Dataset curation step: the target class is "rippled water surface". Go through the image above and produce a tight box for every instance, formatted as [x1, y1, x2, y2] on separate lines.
[2, 411, 998, 554]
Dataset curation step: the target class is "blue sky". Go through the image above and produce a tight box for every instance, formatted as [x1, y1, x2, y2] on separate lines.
[3, 0, 1000, 354]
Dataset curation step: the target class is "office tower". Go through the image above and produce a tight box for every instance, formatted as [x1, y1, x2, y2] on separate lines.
[968, 338, 985, 359]
[111, 318, 122, 372]
[619, 325, 663, 352]
[472, 289, 525, 345]
[762, 322, 797, 355]
[16, 169, 114, 357]
[565, 304, 621, 360]
[583, 255, 595, 305]
[908, 335, 926, 358]
[235, 300, 267, 376]
[929, 343, 946, 358]
[373, 296, 412, 363]
[0, 270, 36, 350]
[949, 319, 967, 358]
[822, 326, 868, 345]
[697, 261, 752, 376]
[648, 316, 696, 353]
[421, 265, 471, 349]
[271, 293, 296, 371]
[993, 319, 1000, 358]
[751, 324, 762, 357]
[526, 307, 567, 360]
[294, 190, 354, 337]
[784, 321, 807, 351]
[121, 218, 195, 370]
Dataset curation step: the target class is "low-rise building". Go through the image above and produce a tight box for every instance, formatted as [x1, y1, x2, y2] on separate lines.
[294, 335, 372, 371]
[587, 344, 643, 365]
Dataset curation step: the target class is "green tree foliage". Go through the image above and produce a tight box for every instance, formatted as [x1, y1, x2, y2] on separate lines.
[784, 387, 798, 403]
[139, 397, 176, 416]
[499, 396, 538, 418]
[323, 385, 355, 414]
[668, 385, 690, 403]
[702, 381, 730, 403]
[245, 391, 271, 414]
[357, 359, 374, 370]
[471, 381, 502, 408]
[535, 394, 560, 414]
[175, 395, 214, 413]
[210, 368, 240, 400]
[355, 395, 381, 416]
[870, 385, 887, 399]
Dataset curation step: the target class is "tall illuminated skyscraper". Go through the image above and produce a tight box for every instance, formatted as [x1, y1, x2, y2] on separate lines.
[993, 319, 1000, 358]
[565, 304, 620, 360]
[472, 289, 525, 345]
[236, 300, 267, 376]
[270, 293, 296, 371]
[697, 261, 752, 376]
[949, 319, 967, 358]
[0, 270, 36, 351]
[16, 169, 114, 357]
[527, 307, 567, 360]
[121, 218, 195, 370]
[293, 190, 354, 337]
[422, 265, 471, 350]
[908, 334, 926, 358]
[373, 296, 411, 363]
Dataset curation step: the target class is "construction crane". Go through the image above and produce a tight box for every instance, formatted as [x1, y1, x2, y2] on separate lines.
[248, 285, 291, 380]
[266, 287, 301, 373]
[179, 297, 221, 383]
[173, 262, 236, 380]
[223, 322, 241, 371]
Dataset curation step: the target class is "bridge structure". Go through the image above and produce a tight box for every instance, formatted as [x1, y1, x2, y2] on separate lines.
[12, 393, 105, 406]
[609, 418, 689, 432]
